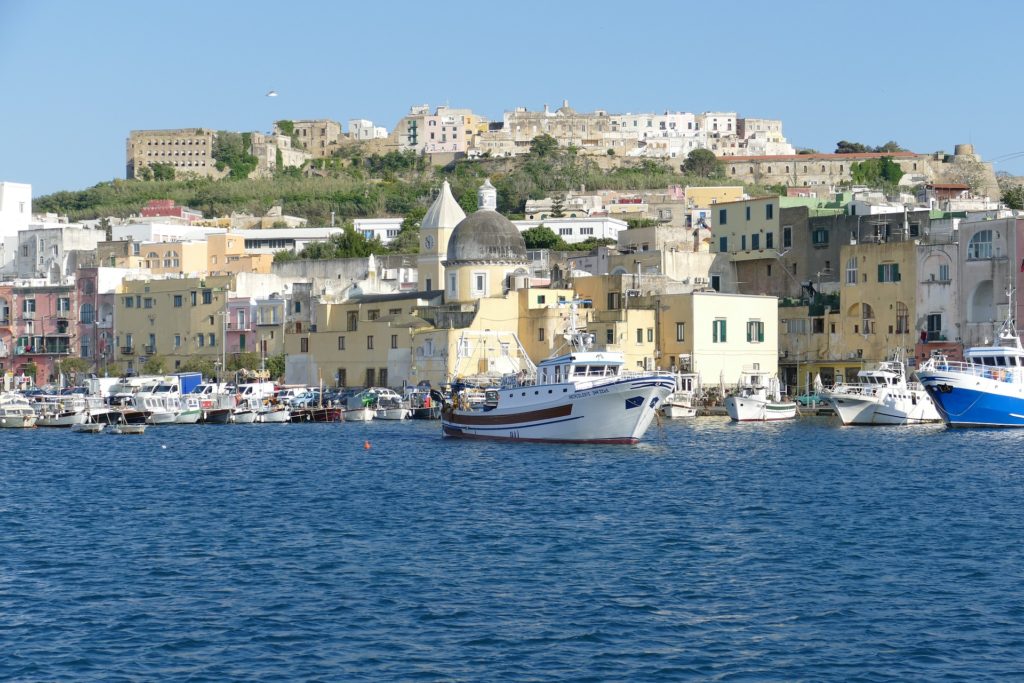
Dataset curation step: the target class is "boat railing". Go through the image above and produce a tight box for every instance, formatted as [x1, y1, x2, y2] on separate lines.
[920, 357, 1019, 382]
[825, 382, 882, 397]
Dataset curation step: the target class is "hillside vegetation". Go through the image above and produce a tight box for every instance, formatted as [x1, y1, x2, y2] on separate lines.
[35, 142, 745, 226]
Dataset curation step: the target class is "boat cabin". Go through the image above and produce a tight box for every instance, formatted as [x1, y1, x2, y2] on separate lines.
[535, 353, 623, 385]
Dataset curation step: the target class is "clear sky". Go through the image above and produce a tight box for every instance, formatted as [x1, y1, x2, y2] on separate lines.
[2, 0, 1022, 198]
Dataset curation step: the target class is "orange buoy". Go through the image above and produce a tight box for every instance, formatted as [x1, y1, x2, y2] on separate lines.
[364, 440, 371, 450]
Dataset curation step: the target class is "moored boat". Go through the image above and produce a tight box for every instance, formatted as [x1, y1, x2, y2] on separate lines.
[822, 350, 940, 425]
[917, 310, 1024, 427]
[442, 303, 675, 443]
[0, 393, 38, 428]
[725, 371, 796, 422]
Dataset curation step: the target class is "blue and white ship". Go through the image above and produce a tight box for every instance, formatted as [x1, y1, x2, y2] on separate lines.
[917, 316, 1024, 428]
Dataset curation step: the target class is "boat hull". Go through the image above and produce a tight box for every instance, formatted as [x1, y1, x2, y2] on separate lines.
[824, 389, 940, 425]
[344, 407, 375, 422]
[36, 411, 88, 427]
[661, 402, 697, 418]
[410, 405, 441, 420]
[725, 397, 797, 422]
[376, 408, 409, 420]
[258, 409, 291, 423]
[919, 371, 1024, 427]
[442, 375, 674, 443]
[174, 409, 202, 424]
[0, 414, 37, 428]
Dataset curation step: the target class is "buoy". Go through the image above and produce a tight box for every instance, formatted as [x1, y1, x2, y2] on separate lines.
[364, 440, 371, 450]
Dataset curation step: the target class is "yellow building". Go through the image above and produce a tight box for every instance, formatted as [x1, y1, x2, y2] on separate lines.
[207, 232, 274, 274]
[685, 185, 745, 209]
[98, 239, 208, 275]
[114, 275, 235, 375]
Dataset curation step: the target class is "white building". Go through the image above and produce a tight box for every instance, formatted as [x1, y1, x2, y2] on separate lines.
[348, 119, 388, 141]
[513, 217, 628, 244]
[353, 217, 404, 244]
[15, 224, 105, 280]
[231, 227, 343, 254]
[0, 181, 33, 270]
[112, 222, 225, 243]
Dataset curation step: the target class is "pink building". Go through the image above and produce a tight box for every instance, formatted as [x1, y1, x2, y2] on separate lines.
[0, 281, 77, 386]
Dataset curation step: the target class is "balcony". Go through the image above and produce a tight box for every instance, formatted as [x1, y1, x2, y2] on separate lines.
[121, 346, 135, 355]
[144, 345, 155, 354]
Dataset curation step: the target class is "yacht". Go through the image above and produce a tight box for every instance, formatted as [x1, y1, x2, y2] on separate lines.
[0, 393, 38, 428]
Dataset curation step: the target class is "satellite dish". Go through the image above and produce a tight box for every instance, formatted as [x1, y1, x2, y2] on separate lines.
[266, 90, 278, 97]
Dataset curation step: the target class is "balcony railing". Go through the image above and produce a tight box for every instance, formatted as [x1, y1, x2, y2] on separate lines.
[121, 346, 135, 355]
[144, 345, 155, 354]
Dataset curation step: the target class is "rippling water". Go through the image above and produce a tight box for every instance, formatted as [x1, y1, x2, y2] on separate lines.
[2, 418, 1023, 681]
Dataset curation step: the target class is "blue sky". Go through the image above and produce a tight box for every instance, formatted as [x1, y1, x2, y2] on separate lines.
[2, 0, 1022, 198]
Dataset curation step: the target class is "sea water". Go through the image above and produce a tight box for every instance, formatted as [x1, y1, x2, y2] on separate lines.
[1, 418, 1023, 681]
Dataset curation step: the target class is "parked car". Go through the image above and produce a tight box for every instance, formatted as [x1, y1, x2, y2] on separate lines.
[796, 393, 825, 407]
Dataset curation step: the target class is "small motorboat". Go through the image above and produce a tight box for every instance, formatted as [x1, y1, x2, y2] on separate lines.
[71, 422, 104, 433]
[107, 423, 147, 434]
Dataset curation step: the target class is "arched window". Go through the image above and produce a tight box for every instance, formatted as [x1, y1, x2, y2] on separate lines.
[845, 256, 858, 285]
[895, 302, 909, 334]
[80, 303, 94, 324]
[968, 230, 993, 259]
[862, 303, 876, 334]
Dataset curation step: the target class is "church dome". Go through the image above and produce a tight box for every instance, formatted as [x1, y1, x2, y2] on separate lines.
[445, 210, 528, 265]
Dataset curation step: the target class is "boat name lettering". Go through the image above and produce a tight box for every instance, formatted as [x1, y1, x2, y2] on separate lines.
[572, 387, 610, 399]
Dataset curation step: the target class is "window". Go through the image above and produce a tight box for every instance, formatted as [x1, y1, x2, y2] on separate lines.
[174, 295, 183, 307]
[766, 232, 774, 249]
[878, 263, 901, 282]
[861, 303, 876, 334]
[787, 318, 808, 334]
[741, 235, 747, 250]
[202, 290, 212, 304]
[347, 311, 358, 331]
[968, 230, 993, 259]
[636, 328, 643, 344]
[367, 335, 374, 350]
[472, 272, 486, 296]
[939, 264, 950, 282]
[927, 313, 942, 341]
[80, 303, 94, 324]
[539, 328, 545, 342]
[300, 337, 308, 352]
[144, 298, 154, 309]
[391, 334, 398, 349]
[294, 301, 302, 313]
[647, 328, 654, 342]
[389, 308, 402, 315]
[766, 203, 774, 219]
[718, 208, 727, 225]
[338, 336, 345, 350]
[197, 334, 205, 348]
[846, 257, 858, 284]
[174, 334, 181, 349]
[746, 320, 765, 343]
[676, 322, 685, 342]
[367, 309, 380, 321]
[812, 318, 825, 334]
[208, 333, 215, 347]
[751, 234, 760, 250]
[783, 226, 792, 248]
[909, 222, 920, 237]
[57, 297, 70, 314]
[124, 296, 134, 308]
[337, 368, 347, 387]
[606, 328, 614, 344]
[365, 368, 375, 387]
[537, 295, 546, 304]
[719, 236, 728, 252]
[895, 302, 909, 334]
[745, 206, 751, 220]
[812, 229, 829, 246]
[712, 319, 727, 343]
[190, 291, 197, 306]
[378, 369, 388, 387]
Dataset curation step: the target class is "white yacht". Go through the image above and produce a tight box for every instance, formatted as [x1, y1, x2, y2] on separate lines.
[0, 393, 38, 428]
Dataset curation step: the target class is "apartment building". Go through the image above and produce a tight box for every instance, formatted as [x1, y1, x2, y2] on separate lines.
[126, 128, 224, 180]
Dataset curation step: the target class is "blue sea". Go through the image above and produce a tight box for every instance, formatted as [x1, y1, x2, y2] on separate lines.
[2, 418, 1023, 681]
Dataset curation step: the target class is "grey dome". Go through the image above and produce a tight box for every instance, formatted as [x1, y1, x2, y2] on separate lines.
[445, 210, 528, 264]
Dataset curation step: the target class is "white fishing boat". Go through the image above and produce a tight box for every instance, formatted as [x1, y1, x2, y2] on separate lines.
[107, 423, 147, 434]
[822, 350, 941, 425]
[34, 395, 89, 427]
[71, 422, 104, 433]
[725, 370, 797, 422]
[661, 373, 699, 419]
[345, 389, 380, 422]
[374, 389, 410, 420]
[257, 405, 292, 423]
[442, 302, 675, 443]
[0, 393, 38, 428]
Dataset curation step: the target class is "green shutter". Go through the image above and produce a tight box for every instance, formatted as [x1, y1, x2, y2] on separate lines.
[878, 264, 885, 282]
[758, 323, 764, 343]
[713, 321, 718, 343]
[893, 264, 901, 281]
[721, 321, 727, 343]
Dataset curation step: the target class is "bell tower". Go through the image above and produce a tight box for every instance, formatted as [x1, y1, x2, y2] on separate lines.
[418, 179, 465, 292]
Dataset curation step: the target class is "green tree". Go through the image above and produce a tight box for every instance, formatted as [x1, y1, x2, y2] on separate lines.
[142, 355, 168, 375]
[57, 357, 91, 383]
[682, 149, 723, 178]
[529, 134, 559, 158]
[212, 131, 258, 179]
[877, 140, 907, 153]
[98, 217, 112, 241]
[273, 249, 298, 263]
[835, 140, 871, 154]
[23, 361, 38, 384]
[521, 225, 565, 249]
[1003, 185, 1024, 210]
[178, 357, 216, 380]
[265, 353, 286, 381]
[227, 352, 261, 372]
[551, 194, 566, 218]
[151, 163, 176, 181]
